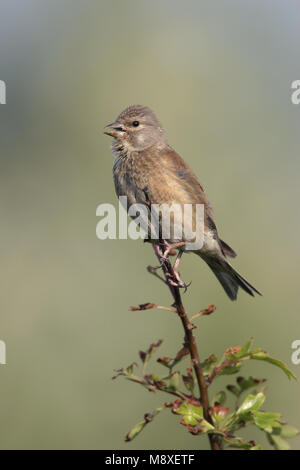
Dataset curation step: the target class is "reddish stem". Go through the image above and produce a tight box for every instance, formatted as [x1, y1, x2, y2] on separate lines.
[152, 242, 222, 450]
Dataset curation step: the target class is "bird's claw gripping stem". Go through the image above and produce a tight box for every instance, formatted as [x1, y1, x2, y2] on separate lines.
[150, 240, 191, 292]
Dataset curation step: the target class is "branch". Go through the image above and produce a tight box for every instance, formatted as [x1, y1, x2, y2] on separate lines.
[152, 241, 222, 450]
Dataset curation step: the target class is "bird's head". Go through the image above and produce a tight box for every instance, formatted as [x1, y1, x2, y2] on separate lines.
[104, 105, 167, 152]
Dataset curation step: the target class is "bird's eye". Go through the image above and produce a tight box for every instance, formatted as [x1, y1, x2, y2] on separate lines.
[132, 121, 139, 127]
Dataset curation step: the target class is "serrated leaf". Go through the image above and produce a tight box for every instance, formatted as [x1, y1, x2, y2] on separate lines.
[177, 403, 203, 425]
[236, 392, 265, 416]
[173, 402, 215, 432]
[253, 411, 281, 433]
[237, 376, 266, 392]
[250, 352, 297, 381]
[222, 340, 297, 381]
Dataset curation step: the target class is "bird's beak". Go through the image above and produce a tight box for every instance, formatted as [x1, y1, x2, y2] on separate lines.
[104, 121, 125, 138]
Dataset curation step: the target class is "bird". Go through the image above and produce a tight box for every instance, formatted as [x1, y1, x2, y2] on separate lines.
[104, 105, 261, 301]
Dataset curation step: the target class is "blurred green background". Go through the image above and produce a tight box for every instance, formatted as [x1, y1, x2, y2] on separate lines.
[0, 0, 300, 450]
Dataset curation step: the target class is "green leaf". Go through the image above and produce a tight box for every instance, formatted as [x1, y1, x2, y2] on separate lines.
[280, 424, 299, 439]
[172, 401, 214, 432]
[125, 363, 136, 375]
[226, 384, 240, 397]
[157, 347, 189, 370]
[222, 339, 297, 381]
[237, 376, 266, 392]
[267, 433, 291, 450]
[168, 371, 180, 391]
[237, 392, 265, 416]
[225, 339, 254, 361]
[172, 402, 215, 431]
[253, 411, 281, 433]
[212, 391, 226, 406]
[267, 423, 299, 449]
[156, 356, 173, 368]
[226, 377, 265, 400]
[201, 354, 218, 377]
[235, 338, 254, 358]
[112, 362, 138, 380]
[139, 340, 162, 365]
[125, 406, 165, 442]
[224, 437, 256, 450]
[198, 420, 215, 432]
[219, 364, 242, 376]
[125, 420, 146, 441]
[182, 369, 195, 395]
[250, 352, 297, 381]
[175, 402, 203, 426]
[250, 445, 262, 450]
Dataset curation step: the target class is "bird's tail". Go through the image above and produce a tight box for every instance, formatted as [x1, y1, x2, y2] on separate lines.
[204, 257, 261, 301]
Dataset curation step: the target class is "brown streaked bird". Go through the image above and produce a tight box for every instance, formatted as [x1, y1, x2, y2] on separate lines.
[104, 105, 261, 301]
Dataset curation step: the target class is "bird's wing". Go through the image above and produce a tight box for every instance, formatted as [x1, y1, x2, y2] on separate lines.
[145, 147, 237, 258]
[151, 146, 216, 222]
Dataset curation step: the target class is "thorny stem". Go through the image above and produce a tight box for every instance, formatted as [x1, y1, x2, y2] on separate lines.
[152, 242, 222, 451]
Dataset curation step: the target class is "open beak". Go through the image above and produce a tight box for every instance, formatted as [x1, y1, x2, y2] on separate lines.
[104, 121, 125, 138]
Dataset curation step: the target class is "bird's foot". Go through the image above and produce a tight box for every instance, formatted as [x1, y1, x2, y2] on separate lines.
[166, 250, 191, 292]
[161, 241, 186, 261]
[167, 272, 192, 292]
[152, 240, 190, 291]
[150, 241, 181, 268]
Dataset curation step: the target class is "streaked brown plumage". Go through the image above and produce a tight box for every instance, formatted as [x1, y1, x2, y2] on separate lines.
[105, 105, 261, 300]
